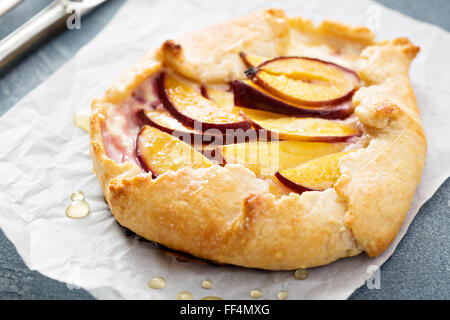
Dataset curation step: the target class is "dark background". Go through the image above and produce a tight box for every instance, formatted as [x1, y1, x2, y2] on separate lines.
[0, 0, 449, 299]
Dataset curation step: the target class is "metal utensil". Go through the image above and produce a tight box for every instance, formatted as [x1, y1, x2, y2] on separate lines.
[0, 0, 25, 17]
[0, 0, 106, 74]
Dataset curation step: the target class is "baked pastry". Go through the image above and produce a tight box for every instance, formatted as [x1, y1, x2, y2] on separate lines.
[89, 9, 426, 270]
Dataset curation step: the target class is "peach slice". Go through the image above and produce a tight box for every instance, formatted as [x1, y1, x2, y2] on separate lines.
[239, 107, 359, 142]
[246, 57, 360, 106]
[275, 151, 349, 193]
[136, 125, 212, 176]
[137, 109, 226, 145]
[215, 140, 346, 176]
[232, 80, 354, 119]
[156, 72, 250, 133]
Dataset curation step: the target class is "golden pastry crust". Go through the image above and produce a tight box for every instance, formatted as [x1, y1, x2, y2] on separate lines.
[89, 9, 426, 270]
[335, 38, 426, 257]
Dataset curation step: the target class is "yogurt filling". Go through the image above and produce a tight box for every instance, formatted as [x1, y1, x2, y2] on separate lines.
[102, 76, 161, 164]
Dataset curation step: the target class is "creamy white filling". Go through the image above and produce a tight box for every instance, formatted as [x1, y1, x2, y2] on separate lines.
[102, 77, 159, 163]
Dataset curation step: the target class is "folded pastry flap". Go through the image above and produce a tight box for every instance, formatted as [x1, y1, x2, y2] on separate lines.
[356, 38, 421, 126]
[335, 116, 426, 257]
[335, 39, 426, 257]
[106, 163, 361, 270]
[106, 165, 270, 262]
[222, 189, 361, 270]
[105, 50, 161, 104]
[158, 9, 290, 84]
[288, 17, 376, 47]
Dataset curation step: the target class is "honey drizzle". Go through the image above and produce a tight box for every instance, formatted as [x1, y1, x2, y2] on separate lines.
[277, 290, 288, 300]
[147, 276, 166, 289]
[250, 288, 262, 298]
[66, 191, 90, 219]
[294, 269, 309, 280]
[201, 279, 213, 289]
[176, 291, 194, 300]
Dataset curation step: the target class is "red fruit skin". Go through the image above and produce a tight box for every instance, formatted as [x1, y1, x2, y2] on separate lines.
[200, 84, 209, 99]
[274, 171, 318, 195]
[135, 126, 157, 178]
[155, 72, 251, 133]
[232, 80, 354, 120]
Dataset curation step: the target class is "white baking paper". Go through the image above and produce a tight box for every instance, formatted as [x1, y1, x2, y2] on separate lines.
[0, 0, 449, 300]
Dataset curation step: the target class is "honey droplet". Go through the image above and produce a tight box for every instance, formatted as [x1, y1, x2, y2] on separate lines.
[250, 289, 262, 299]
[202, 280, 213, 289]
[294, 269, 309, 280]
[201, 296, 223, 300]
[277, 290, 288, 300]
[65, 200, 90, 219]
[73, 111, 90, 133]
[147, 276, 166, 289]
[176, 291, 193, 300]
[71, 191, 85, 201]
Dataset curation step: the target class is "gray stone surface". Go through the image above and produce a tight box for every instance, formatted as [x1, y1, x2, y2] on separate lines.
[0, 0, 449, 300]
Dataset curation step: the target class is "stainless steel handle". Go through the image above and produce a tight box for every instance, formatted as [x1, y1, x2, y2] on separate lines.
[0, 1, 68, 72]
[0, 0, 25, 17]
[0, 0, 106, 74]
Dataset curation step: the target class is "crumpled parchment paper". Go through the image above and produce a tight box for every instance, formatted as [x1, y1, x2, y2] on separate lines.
[0, 0, 449, 300]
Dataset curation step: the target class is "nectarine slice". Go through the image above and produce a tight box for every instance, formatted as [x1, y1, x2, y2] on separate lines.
[233, 80, 354, 119]
[136, 126, 212, 176]
[275, 151, 349, 193]
[215, 140, 346, 176]
[156, 72, 250, 133]
[239, 107, 358, 142]
[246, 57, 360, 106]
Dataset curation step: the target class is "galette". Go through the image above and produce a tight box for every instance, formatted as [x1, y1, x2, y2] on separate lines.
[89, 9, 426, 270]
